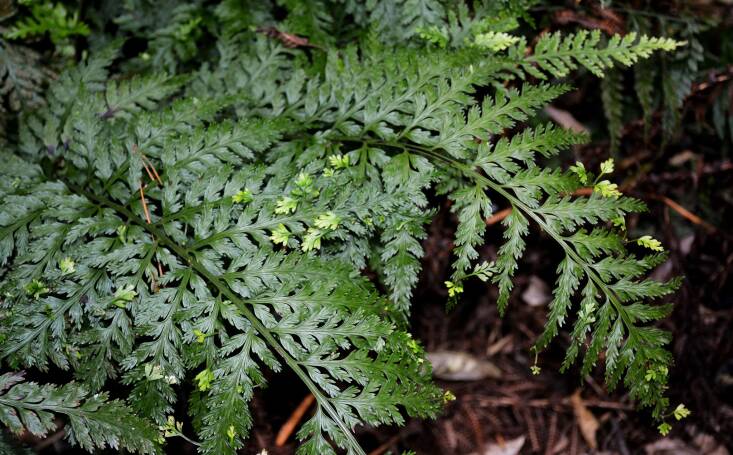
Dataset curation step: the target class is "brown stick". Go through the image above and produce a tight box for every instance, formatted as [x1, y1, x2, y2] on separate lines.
[132, 144, 163, 185]
[139, 185, 152, 224]
[141, 155, 163, 185]
[486, 207, 513, 225]
[573, 187, 594, 196]
[275, 394, 316, 446]
[473, 396, 633, 411]
[368, 433, 402, 455]
[34, 429, 66, 450]
[141, 160, 156, 183]
[134, 147, 164, 286]
[544, 412, 558, 455]
[485, 188, 593, 226]
[650, 194, 717, 233]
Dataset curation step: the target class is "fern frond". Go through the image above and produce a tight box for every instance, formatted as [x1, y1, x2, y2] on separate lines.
[0, 372, 159, 453]
[0, 4, 689, 451]
[602, 68, 625, 153]
[505, 30, 683, 79]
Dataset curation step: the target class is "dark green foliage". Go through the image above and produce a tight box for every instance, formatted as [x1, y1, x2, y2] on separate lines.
[0, 39, 50, 141]
[0, 372, 159, 453]
[592, 4, 728, 148]
[0, 1, 684, 453]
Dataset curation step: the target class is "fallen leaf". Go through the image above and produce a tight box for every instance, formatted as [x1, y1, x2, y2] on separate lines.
[570, 390, 599, 450]
[486, 334, 513, 357]
[668, 150, 698, 166]
[478, 435, 525, 455]
[428, 350, 502, 381]
[644, 438, 698, 455]
[544, 105, 589, 134]
[662, 425, 733, 455]
[692, 430, 730, 455]
[521, 275, 551, 307]
[679, 234, 695, 256]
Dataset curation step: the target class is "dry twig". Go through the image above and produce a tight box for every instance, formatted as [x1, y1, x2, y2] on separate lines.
[275, 394, 316, 447]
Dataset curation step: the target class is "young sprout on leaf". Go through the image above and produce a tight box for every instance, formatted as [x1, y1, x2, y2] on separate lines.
[594, 180, 622, 199]
[160, 415, 199, 446]
[444, 280, 463, 297]
[471, 261, 497, 282]
[112, 284, 137, 308]
[294, 172, 312, 188]
[658, 422, 672, 436]
[570, 161, 589, 185]
[473, 31, 520, 51]
[645, 365, 668, 382]
[160, 416, 183, 438]
[59, 257, 75, 274]
[301, 228, 323, 252]
[195, 369, 214, 391]
[193, 329, 209, 343]
[269, 223, 291, 246]
[232, 189, 253, 204]
[530, 348, 541, 375]
[314, 211, 341, 230]
[599, 158, 615, 176]
[637, 235, 664, 252]
[25, 279, 49, 299]
[328, 153, 349, 169]
[673, 403, 691, 420]
[274, 196, 297, 214]
[656, 403, 691, 436]
[405, 335, 420, 354]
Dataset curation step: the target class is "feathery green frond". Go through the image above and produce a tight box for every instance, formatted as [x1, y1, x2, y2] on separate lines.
[0, 372, 160, 453]
[0, 2, 686, 452]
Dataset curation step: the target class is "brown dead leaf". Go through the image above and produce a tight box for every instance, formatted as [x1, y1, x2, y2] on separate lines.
[256, 27, 320, 49]
[522, 275, 551, 307]
[427, 350, 502, 381]
[544, 105, 589, 134]
[570, 390, 599, 450]
[668, 150, 698, 166]
[644, 438, 698, 455]
[475, 435, 525, 455]
[486, 334, 513, 357]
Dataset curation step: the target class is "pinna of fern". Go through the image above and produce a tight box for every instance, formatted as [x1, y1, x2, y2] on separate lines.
[0, 6, 686, 455]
